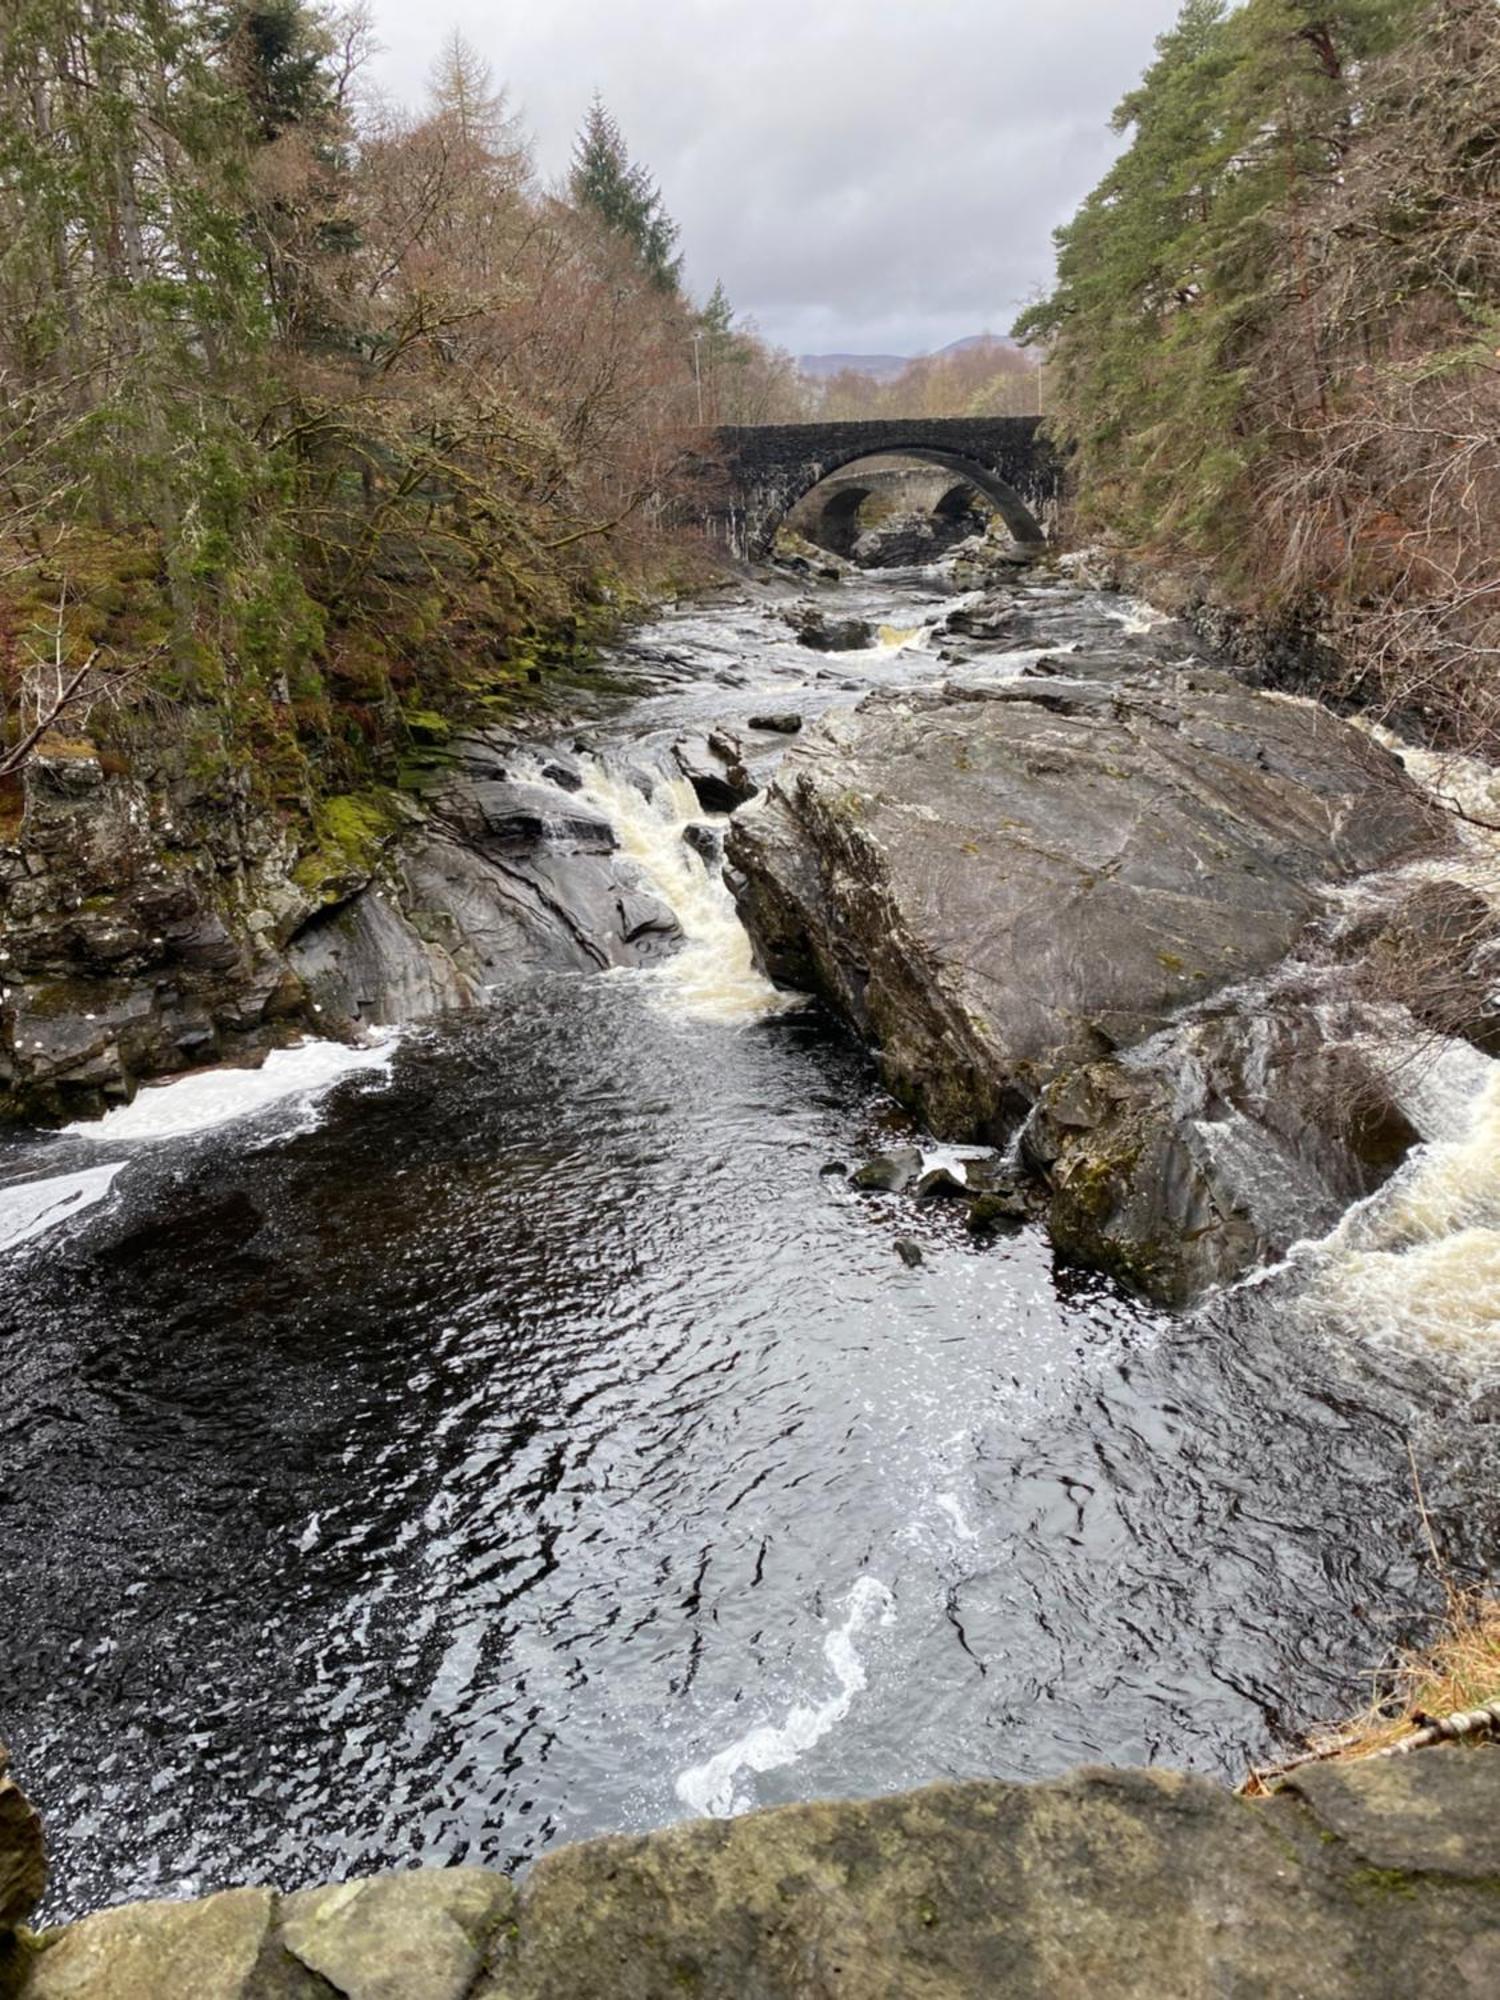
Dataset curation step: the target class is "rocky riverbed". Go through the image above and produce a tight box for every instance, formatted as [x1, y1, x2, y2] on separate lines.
[4, 547, 1500, 1994]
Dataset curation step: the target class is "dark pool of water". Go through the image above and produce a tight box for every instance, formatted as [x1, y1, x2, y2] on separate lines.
[1, 979, 1462, 1920]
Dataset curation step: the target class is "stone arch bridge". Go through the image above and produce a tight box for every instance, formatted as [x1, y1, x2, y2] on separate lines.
[708, 416, 1063, 560]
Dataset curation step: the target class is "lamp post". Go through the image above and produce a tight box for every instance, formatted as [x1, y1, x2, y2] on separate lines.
[691, 327, 705, 426]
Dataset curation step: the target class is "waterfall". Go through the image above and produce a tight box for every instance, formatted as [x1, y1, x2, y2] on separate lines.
[572, 757, 797, 1027]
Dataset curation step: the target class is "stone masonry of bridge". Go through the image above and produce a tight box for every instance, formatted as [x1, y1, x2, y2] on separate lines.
[710, 416, 1063, 559]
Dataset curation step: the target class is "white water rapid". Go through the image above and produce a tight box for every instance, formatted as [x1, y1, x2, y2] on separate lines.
[573, 758, 797, 1026]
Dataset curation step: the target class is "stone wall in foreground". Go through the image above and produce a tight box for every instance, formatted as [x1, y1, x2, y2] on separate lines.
[4, 1752, 1499, 1999]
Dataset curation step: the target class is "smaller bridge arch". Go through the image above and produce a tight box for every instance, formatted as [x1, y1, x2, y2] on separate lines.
[711, 416, 1062, 561]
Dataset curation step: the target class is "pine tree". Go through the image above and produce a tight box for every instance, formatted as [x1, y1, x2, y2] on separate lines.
[1015, 0, 1424, 549]
[568, 96, 682, 292]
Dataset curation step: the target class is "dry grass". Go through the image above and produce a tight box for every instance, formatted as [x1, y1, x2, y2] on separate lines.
[1243, 1585, 1500, 1795]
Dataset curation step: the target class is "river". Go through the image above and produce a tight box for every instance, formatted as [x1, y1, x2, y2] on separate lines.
[2, 560, 1496, 1920]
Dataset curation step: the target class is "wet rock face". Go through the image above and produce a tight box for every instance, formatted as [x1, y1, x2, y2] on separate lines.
[673, 734, 759, 813]
[11, 1754, 1500, 1997]
[0, 1744, 45, 1935]
[1025, 998, 1426, 1304]
[0, 730, 690, 1122]
[781, 605, 874, 653]
[850, 501, 990, 570]
[728, 663, 1444, 1300]
[0, 748, 322, 1124]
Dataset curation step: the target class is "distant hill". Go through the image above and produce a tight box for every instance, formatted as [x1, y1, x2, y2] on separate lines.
[796, 351, 910, 384]
[798, 334, 1022, 383]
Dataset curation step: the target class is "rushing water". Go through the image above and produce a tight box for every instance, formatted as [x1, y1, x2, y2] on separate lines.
[3, 564, 1498, 1920]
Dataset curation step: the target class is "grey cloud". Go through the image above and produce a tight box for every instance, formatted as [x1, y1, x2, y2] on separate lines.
[364, 0, 1182, 356]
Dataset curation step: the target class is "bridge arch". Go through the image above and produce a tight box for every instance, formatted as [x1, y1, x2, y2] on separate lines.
[711, 416, 1061, 562]
[791, 445, 1044, 550]
[806, 480, 873, 557]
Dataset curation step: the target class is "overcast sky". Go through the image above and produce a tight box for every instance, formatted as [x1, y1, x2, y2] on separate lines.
[363, 0, 1181, 360]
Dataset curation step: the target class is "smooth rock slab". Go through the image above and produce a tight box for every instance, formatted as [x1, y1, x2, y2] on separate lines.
[728, 666, 1444, 1297]
[14, 1755, 1500, 1999]
[276, 1869, 515, 2000]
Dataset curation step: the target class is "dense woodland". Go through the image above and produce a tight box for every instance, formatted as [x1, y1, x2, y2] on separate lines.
[1018, 0, 1500, 752]
[0, 2, 800, 807]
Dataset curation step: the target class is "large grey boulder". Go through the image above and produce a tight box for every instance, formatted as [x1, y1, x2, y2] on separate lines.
[781, 605, 875, 653]
[16, 1753, 1500, 1998]
[275, 1869, 515, 2000]
[20, 1888, 277, 2000]
[477, 1756, 1500, 2000]
[728, 667, 1442, 1299]
[1024, 993, 1427, 1303]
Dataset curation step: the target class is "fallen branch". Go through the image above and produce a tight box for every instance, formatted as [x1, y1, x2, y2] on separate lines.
[1374, 1699, 1500, 1758]
[0, 649, 100, 779]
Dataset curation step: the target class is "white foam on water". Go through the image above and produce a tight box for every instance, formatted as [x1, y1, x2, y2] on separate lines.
[74, 1034, 400, 1145]
[1356, 719, 1500, 844]
[673, 1577, 896, 1818]
[575, 760, 798, 1026]
[934, 1492, 977, 1543]
[0, 1162, 127, 1257]
[1108, 596, 1172, 639]
[1305, 1063, 1500, 1363]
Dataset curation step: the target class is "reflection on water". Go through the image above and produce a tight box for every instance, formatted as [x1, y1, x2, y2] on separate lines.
[2, 570, 1496, 1923]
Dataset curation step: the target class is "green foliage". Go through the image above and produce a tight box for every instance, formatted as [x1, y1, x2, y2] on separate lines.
[3, 0, 793, 828]
[1017, 0, 1426, 563]
[569, 95, 682, 292]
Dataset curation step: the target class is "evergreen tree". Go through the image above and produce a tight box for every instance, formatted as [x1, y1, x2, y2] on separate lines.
[569, 96, 682, 292]
[1016, 0, 1423, 547]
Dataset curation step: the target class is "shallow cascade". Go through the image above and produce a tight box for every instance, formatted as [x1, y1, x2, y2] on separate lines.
[1, 562, 1496, 1932]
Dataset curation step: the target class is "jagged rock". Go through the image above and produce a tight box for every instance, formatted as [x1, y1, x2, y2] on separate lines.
[276, 1868, 514, 2000]
[21, 1886, 276, 2000]
[782, 606, 874, 653]
[459, 782, 616, 855]
[850, 1148, 923, 1193]
[615, 888, 680, 949]
[941, 597, 1040, 645]
[682, 823, 723, 866]
[967, 1190, 1028, 1235]
[729, 666, 1444, 1301]
[851, 511, 947, 569]
[538, 756, 584, 794]
[747, 713, 803, 735]
[963, 1160, 1030, 1231]
[949, 540, 1044, 587]
[452, 732, 513, 781]
[1024, 994, 1428, 1304]
[894, 1237, 925, 1267]
[914, 1165, 969, 1200]
[672, 737, 758, 814]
